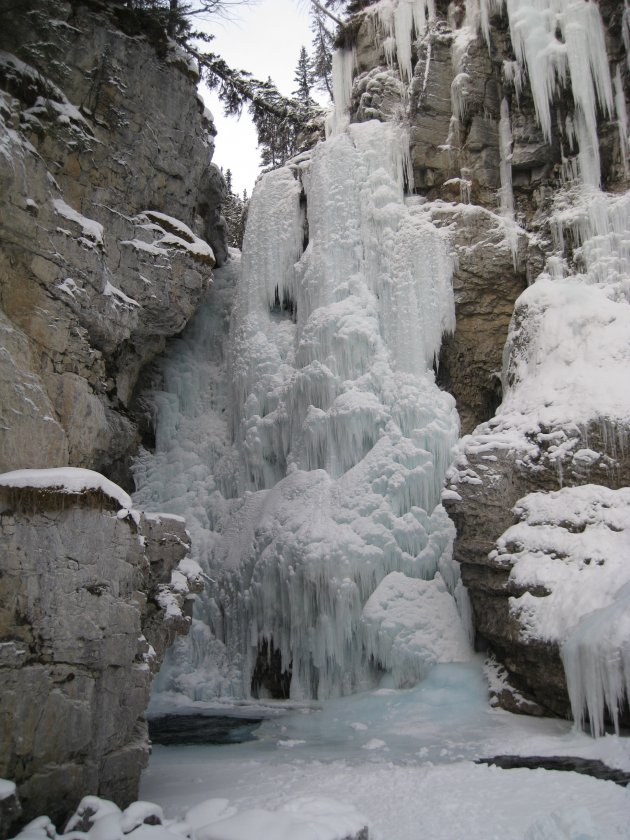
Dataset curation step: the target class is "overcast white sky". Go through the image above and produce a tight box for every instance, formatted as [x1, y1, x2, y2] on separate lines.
[197, 0, 324, 196]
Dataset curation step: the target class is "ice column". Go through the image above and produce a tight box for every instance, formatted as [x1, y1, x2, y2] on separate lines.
[136, 0, 466, 704]
[221, 114, 459, 699]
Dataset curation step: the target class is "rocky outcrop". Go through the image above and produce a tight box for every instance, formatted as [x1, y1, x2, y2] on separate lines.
[0, 0, 221, 827]
[347, 0, 630, 722]
[0, 471, 202, 831]
[0, 0, 227, 485]
[426, 202, 528, 434]
[443, 417, 630, 718]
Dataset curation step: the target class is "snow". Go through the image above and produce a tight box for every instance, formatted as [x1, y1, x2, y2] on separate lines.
[120, 238, 169, 257]
[135, 667, 630, 840]
[184, 797, 366, 840]
[56, 277, 84, 299]
[52, 198, 103, 247]
[499, 274, 630, 434]
[362, 571, 472, 687]
[121, 802, 165, 833]
[0, 467, 132, 510]
[0, 778, 15, 800]
[103, 280, 140, 308]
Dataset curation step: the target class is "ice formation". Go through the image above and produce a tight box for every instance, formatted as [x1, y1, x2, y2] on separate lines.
[469, 0, 630, 442]
[478, 0, 616, 187]
[134, 8, 463, 700]
[133, 0, 629, 734]
[372, 0, 437, 84]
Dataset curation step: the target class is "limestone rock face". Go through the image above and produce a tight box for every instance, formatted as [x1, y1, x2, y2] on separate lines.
[0, 480, 200, 830]
[0, 0, 226, 484]
[444, 418, 630, 718]
[426, 203, 528, 434]
[347, 0, 629, 720]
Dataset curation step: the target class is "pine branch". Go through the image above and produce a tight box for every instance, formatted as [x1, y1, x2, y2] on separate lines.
[186, 44, 301, 122]
[309, 0, 343, 26]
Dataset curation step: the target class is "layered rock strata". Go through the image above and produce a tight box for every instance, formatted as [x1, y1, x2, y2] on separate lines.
[346, 0, 629, 720]
[0, 472, 201, 830]
[0, 0, 226, 484]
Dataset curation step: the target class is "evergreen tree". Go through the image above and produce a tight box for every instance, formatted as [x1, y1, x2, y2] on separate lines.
[309, 3, 334, 99]
[222, 173, 248, 250]
[124, 0, 340, 173]
[292, 46, 315, 108]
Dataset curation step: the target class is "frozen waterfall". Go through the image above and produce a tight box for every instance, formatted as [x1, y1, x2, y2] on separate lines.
[133, 0, 630, 733]
[134, 110, 465, 701]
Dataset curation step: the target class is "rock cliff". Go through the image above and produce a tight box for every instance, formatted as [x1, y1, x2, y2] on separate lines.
[0, 0, 224, 828]
[346, 0, 629, 724]
[0, 470, 202, 831]
[0, 0, 226, 486]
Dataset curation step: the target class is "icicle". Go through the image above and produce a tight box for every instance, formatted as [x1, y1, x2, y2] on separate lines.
[477, 0, 505, 50]
[562, 582, 630, 737]
[327, 48, 357, 137]
[498, 97, 514, 218]
[372, 0, 436, 84]
[450, 72, 471, 124]
[484, 0, 615, 187]
[502, 59, 523, 105]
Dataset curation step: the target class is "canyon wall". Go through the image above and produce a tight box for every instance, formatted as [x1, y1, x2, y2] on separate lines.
[0, 476, 201, 828]
[0, 0, 225, 827]
[346, 0, 629, 721]
[0, 0, 226, 487]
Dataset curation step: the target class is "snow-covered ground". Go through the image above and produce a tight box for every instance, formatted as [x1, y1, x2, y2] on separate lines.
[10, 662, 630, 838]
[137, 663, 630, 840]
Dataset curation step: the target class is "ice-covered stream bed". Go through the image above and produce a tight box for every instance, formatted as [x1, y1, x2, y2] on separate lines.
[139, 663, 630, 839]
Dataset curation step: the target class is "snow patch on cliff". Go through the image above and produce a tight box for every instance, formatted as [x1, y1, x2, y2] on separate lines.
[493, 485, 630, 736]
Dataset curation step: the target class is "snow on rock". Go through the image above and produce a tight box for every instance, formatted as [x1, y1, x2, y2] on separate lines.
[0, 780, 16, 801]
[9, 796, 368, 840]
[492, 485, 630, 735]
[52, 198, 104, 247]
[0, 467, 132, 509]
[362, 571, 472, 687]
[143, 210, 215, 266]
